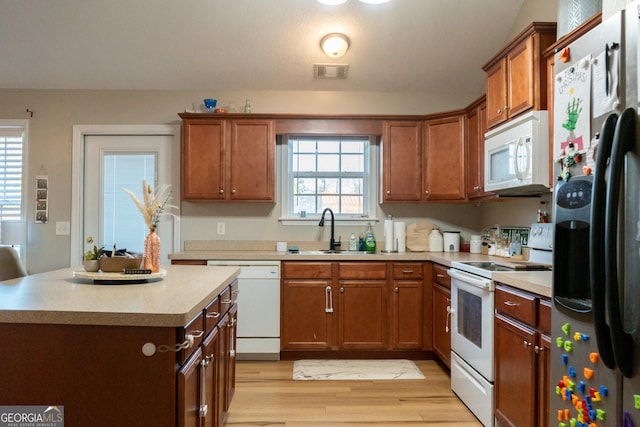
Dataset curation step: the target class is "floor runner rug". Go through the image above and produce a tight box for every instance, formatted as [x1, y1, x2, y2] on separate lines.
[293, 359, 425, 380]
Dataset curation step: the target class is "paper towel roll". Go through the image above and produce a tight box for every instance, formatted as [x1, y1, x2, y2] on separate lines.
[394, 222, 406, 253]
[384, 218, 394, 252]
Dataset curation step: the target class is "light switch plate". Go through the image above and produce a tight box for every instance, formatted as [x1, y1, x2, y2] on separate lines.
[56, 221, 70, 235]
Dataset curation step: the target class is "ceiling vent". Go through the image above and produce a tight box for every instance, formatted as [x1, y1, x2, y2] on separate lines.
[314, 64, 349, 79]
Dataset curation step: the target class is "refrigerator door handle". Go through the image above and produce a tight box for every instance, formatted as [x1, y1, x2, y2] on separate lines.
[605, 107, 636, 378]
[590, 113, 618, 369]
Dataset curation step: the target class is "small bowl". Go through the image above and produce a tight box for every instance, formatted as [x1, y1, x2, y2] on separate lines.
[203, 98, 217, 109]
[213, 108, 227, 114]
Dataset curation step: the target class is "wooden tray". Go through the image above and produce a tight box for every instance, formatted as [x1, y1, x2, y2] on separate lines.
[73, 269, 166, 285]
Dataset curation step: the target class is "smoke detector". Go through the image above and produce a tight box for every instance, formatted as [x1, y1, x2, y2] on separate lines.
[314, 64, 349, 79]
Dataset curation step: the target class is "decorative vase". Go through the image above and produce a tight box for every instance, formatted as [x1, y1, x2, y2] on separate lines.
[144, 227, 161, 273]
[83, 259, 100, 272]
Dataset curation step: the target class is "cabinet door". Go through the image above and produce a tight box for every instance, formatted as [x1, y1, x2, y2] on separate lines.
[229, 120, 275, 201]
[494, 313, 537, 427]
[178, 347, 203, 427]
[507, 36, 534, 119]
[381, 121, 423, 202]
[281, 279, 334, 349]
[201, 327, 219, 427]
[466, 100, 491, 199]
[338, 280, 387, 349]
[485, 59, 508, 128]
[432, 283, 451, 368]
[182, 120, 226, 201]
[225, 305, 238, 411]
[217, 313, 229, 427]
[391, 279, 423, 349]
[537, 333, 551, 427]
[423, 115, 466, 201]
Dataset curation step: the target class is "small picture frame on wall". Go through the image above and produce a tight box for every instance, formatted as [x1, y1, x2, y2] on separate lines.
[35, 174, 49, 224]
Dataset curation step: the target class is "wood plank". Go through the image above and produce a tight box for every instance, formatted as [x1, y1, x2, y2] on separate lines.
[227, 360, 482, 426]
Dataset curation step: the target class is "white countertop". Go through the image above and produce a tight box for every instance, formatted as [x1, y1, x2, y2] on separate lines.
[0, 265, 240, 327]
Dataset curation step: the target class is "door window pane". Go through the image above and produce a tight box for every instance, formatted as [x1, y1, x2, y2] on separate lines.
[102, 153, 155, 253]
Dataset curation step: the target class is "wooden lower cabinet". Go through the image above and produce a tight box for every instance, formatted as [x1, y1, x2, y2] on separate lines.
[494, 284, 550, 427]
[281, 262, 333, 350]
[432, 264, 451, 368]
[0, 282, 237, 427]
[281, 261, 426, 355]
[392, 263, 424, 349]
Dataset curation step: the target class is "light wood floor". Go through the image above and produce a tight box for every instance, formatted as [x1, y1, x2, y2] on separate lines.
[227, 360, 482, 427]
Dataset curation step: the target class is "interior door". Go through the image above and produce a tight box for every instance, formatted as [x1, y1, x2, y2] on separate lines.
[83, 134, 175, 264]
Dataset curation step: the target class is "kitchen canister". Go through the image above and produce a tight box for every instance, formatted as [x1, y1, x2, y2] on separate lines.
[428, 229, 443, 252]
[443, 231, 461, 252]
[470, 235, 482, 254]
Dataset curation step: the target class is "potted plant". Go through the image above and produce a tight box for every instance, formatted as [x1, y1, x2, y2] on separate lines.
[84, 245, 104, 272]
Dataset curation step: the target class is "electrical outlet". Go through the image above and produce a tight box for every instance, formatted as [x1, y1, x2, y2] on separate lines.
[217, 222, 226, 235]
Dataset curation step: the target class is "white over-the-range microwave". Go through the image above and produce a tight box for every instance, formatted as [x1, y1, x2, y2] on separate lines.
[484, 110, 550, 195]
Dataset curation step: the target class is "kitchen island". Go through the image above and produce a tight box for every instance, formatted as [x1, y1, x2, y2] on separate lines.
[0, 265, 240, 427]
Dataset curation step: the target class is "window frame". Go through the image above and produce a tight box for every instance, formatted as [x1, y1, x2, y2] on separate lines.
[279, 134, 379, 225]
[0, 119, 28, 222]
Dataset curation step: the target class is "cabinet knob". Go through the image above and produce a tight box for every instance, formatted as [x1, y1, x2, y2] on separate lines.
[425, 190, 430, 196]
[394, 287, 399, 293]
[219, 189, 224, 194]
[386, 190, 391, 195]
[231, 189, 236, 194]
[340, 287, 344, 293]
[523, 340, 532, 349]
[497, 108, 502, 114]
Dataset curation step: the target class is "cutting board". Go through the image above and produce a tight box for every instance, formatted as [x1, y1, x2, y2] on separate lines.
[406, 222, 435, 252]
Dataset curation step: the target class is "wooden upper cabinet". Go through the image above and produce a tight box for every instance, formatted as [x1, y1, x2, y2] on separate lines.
[381, 121, 423, 202]
[483, 22, 556, 129]
[229, 120, 275, 201]
[180, 116, 275, 202]
[423, 113, 466, 201]
[182, 119, 226, 201]
[466, 97, 492, 199]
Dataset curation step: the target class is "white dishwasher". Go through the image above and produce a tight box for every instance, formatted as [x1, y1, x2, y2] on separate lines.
[207, 260, 280, 360]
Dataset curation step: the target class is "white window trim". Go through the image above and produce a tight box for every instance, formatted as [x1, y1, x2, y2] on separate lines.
[70, 125, 181, 266]
[0, 119, 28, 222]
[278, 135, 379, 226]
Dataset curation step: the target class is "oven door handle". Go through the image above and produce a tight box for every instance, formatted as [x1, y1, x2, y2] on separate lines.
[447, 269, 494, 291]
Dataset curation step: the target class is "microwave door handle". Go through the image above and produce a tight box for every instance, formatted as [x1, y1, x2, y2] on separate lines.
[589, 113, 617, 369]
[513, 138, 527, 180]
[605, 107, 636, 378]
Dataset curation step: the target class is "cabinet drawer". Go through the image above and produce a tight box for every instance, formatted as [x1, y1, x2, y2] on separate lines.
[179, 311, 205, 364]
[538, 298, 551, 334]
[393, 262, 423, 279]
[338, 262, 387, 279]
[219, 286, 233, 316]
[282, 262, 332, 279]
[432, 264, 450, 288]
[495, 285, 537, 326]
[230, 279, 239, 303]
[204, 296, 221, 333]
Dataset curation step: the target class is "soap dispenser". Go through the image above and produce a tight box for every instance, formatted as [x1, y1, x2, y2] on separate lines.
[348, 233, 358, 251]
[364, 222, 377, 253]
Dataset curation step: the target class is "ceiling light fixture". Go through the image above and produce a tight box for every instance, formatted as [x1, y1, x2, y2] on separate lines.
[320, 33, 350, 58]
